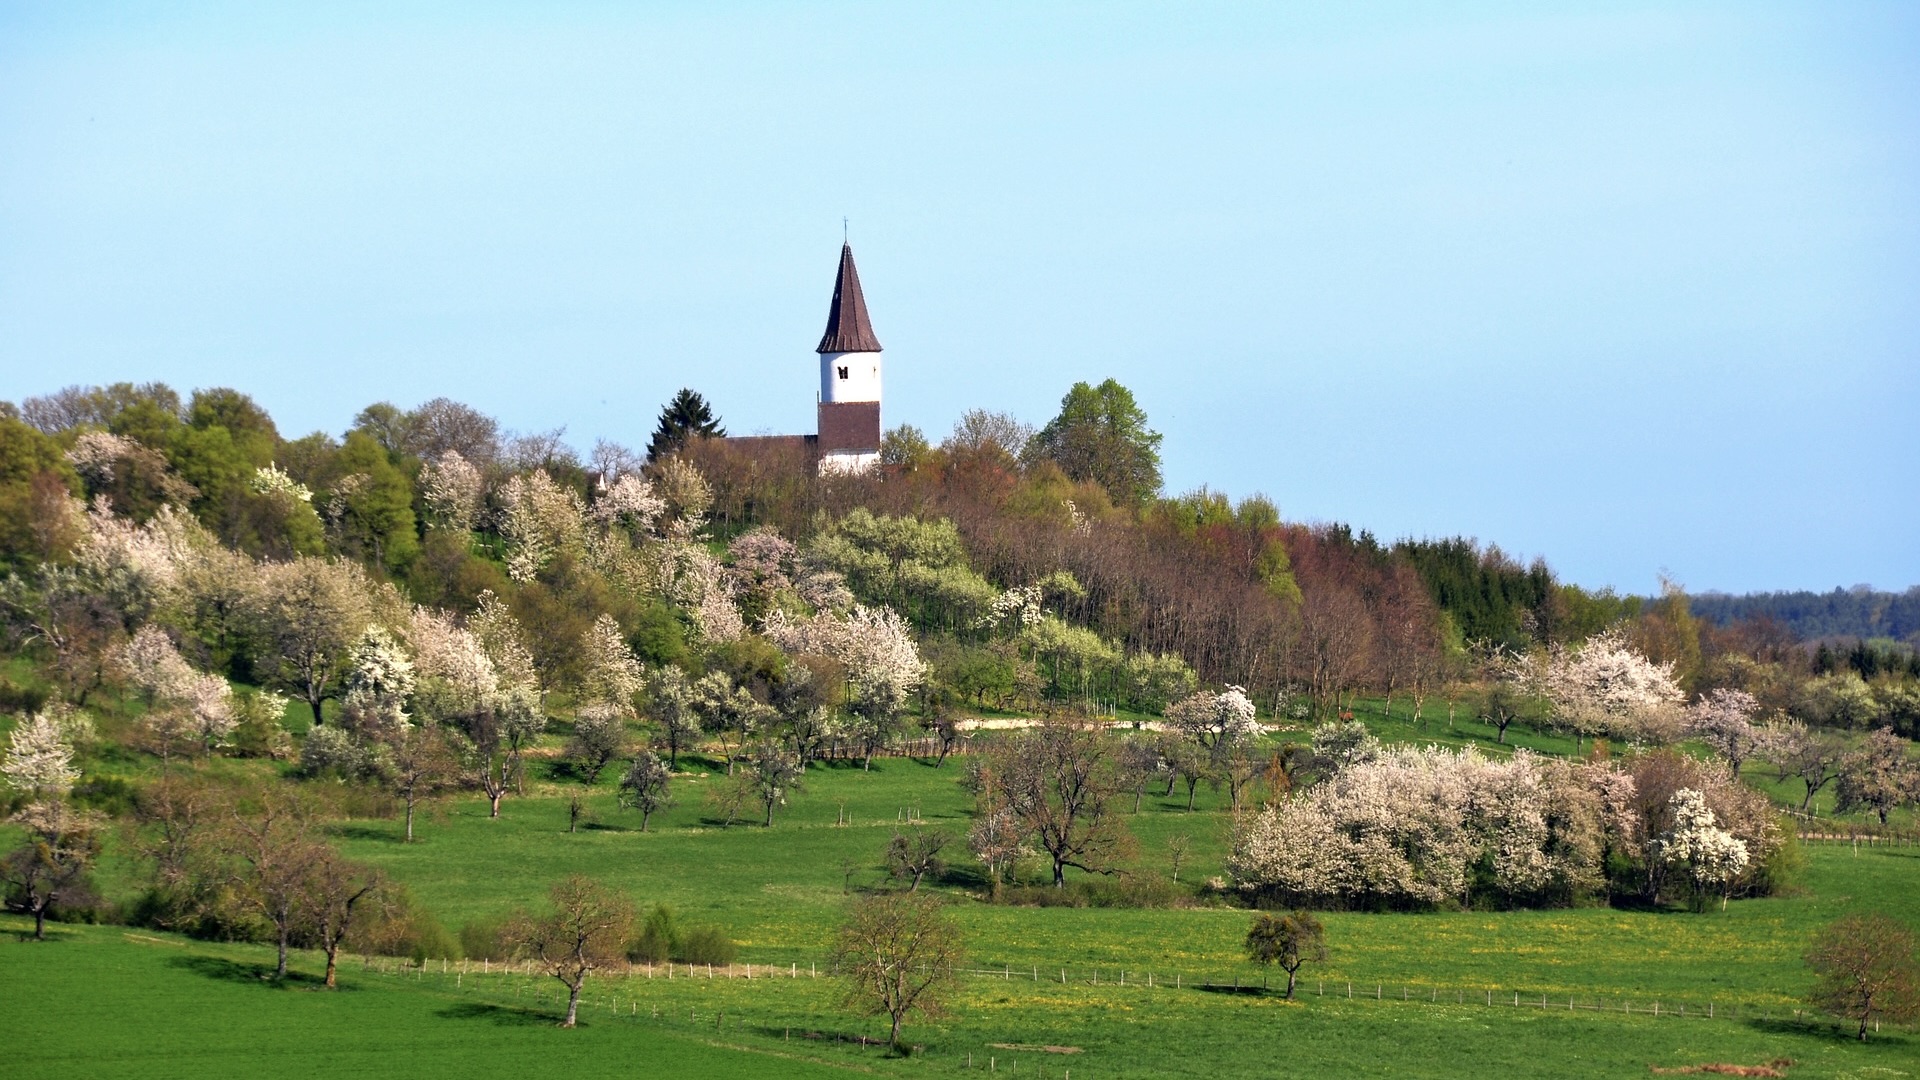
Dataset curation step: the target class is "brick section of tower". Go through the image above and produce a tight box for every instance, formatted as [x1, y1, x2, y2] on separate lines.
[816, 401, 881, 454]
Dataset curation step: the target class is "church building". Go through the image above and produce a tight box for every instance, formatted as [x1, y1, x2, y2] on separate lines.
[725, 243, 886, 473]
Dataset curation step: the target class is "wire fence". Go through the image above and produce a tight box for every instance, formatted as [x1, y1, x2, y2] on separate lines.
[352, 950, 1810, 1030]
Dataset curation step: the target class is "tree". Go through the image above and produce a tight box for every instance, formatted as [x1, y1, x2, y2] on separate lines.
[1760, 722, 1850, 812]
[1541, 630, 1685, 748]
[1834, 729, 1919, 825]
[747, 740, 804, 827]
[1650, 788, 1749, 911]
[646, 389, 725, 463]
[338, 626, 414, 740]
[616, 751, 675, 832]
[508, 875, 635, 1027]
[1244, 911, 1326, 998]
[223, 789, 326, 978]
[1806, 913, 1920, 1041]
[383, 724, 461, 842]
[248, 557, 372, 725]
[983, 717, 1129, 887]
[646, 665, 701, 768]
[830, 891, 965, 1048]
[565, 703, 628, 784]
[1688, 688, 1762, 774]
[325, 431, 419, 572]
[299, 847, 383, 988]
[1026, 379, 1162, 505]
[885, 829, 952, 891]
[2, 800, 105, 940]
[2, 711, 80, 799]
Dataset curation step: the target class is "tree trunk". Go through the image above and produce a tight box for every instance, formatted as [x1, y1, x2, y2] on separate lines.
[765, 801, 775, 828]
[490, 791, 504, 818]
[404, 798, 416, 842]
[1052, 859, 1066, 887]
[276, 927, 290, 979]
[890, 1010, 904, 1045]
[1284, 966, 1297, 999]
[564, 979, 583, 1027]
[640, 810, 651, 833]
[33, 903, 46, 940]
[324, 946, 340, 988]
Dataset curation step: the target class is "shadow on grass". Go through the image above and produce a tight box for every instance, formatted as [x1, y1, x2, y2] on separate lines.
[331, 824, 401, 844]
[168, 954, 328, 989]
[749, 1024, 903, 1051]
[1193, 982, 1269, 996]
[437, 1001, 564, 1027]
[1744, 1015, 1914, 1048]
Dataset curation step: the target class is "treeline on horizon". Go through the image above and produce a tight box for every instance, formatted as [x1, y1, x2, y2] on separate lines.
[0, 377, 1897, 721]
[1689, 588, 1920, 648]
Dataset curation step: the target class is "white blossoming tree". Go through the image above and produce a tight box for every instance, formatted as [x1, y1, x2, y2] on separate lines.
[1687, 688, 1762, 774]
[1543, 630, 1685, 749]
[1651, 787, 1749, 911]
[419, 450, 484, 532]
[2, 712, 81, 798]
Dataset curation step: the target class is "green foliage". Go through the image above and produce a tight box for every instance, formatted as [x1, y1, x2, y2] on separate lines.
[329, 431, 420, 573]
[0, 416, 80, 568]
[646, 389, 725, 462]
[810, 509, 998, 634]
[1393, 536, 1557, 649]
[1027, 377, 1163, 506]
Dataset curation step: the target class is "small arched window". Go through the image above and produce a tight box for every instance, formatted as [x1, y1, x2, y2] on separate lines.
[837, 366, 849, 380]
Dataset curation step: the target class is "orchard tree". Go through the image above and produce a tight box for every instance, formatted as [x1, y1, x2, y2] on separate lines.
[2, 711, 81, 799]
[645, 666, 701, 768]
[831, 891, 965, 1049]
[885, 829, 952, 891]
[983, 716, 1129, 887]
[223, 789, 326, 978]
[1760, 722, 1851, 812]
[300, 847, 384, 988]
[1834, 729, 1919, 825]
[565, 703, 628, 784]
[1650, 788, 1749, 911]
[508, 875, 635, 1028]
[248, 556, 373, 725]
[1542, 630, 1685, 748]
[616, 751, 675, 831]
[383, 724, 461, 842]
[2, 800, 106, 940]
[747, 740, 804, 827]
[1688, 688, 1763, 774]
[1806, 913, 1920, 1041]
[1245, 911, 1327, 998]
[967, 805, 1024, 899]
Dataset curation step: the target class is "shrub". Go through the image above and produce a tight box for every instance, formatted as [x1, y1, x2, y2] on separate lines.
[627, 904, 677, 963]
[459, 916, 512, 961]
[675, 923, 737, 965]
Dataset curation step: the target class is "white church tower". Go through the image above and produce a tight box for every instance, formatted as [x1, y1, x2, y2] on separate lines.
[814, 243, 884, 473]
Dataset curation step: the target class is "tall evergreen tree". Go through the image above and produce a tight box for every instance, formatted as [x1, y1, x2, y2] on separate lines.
[646, 389, 725, 462]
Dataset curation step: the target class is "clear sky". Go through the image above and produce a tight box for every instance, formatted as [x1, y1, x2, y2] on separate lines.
[2, 2, 1914, 596]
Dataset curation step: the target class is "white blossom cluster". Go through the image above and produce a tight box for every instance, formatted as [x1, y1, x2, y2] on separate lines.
[1, 711, 81, 798]
[249, 463, 313, 505]
[498, 469, 587, 582]
[763, 603, 927, 703]
[1228, 746, 1629, 906]
[1687, 688, 1762, 770]
[1542, 630, 1685, 744]
[64, 431, 140, 484]
[419, 450, 484, 531]
[1651, 787, 1750, 906]
[1166, 685, 1260, 752]
[114, 625, 237, 752]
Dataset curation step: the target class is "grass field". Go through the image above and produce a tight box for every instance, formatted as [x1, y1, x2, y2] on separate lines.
[7, 667, 1919, 1078]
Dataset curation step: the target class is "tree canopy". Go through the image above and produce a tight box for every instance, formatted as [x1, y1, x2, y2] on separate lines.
[1027, 379, 1162, 506]
[646, 389, 725, 463]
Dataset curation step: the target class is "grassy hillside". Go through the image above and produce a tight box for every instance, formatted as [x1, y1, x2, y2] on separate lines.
[8, 771, 1917, 1078]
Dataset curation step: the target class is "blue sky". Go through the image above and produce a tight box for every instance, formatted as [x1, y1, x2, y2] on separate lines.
[1, 2, 1914, 595]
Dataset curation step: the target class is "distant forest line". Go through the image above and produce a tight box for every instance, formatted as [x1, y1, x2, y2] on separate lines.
[1687, 588, 1920, 646]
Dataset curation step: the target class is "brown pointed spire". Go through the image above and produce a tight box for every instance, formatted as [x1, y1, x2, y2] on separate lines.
[815, 243, 883, 354]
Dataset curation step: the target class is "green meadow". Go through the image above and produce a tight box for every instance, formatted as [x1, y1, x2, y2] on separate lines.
[10, 742, 1918, 1080]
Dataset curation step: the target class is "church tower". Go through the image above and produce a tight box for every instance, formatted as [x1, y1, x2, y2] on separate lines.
[814, 243, 883, 472]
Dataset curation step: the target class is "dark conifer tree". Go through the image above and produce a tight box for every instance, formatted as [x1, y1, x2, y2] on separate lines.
[645, 389, 725, 462]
